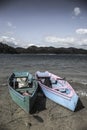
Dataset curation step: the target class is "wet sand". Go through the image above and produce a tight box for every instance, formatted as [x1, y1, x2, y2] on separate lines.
[0, 77, 87, 130]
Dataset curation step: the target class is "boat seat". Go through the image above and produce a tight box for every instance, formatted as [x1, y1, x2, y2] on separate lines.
[16, 87, 34, 93]
[52, 87, 71, 94]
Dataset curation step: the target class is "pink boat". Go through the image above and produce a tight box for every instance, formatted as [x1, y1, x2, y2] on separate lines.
[35, 71, 79, 111]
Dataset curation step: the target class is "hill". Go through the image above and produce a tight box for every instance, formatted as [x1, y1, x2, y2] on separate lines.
[0, 42, 87, 54]
[16, 46, 87, 54]
[0, 42, 18, 54]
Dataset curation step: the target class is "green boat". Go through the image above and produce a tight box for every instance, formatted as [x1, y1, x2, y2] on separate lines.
[8, 72, 38, 113]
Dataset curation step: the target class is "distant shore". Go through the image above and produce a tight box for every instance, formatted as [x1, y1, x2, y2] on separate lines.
[0, 42, 87, 54]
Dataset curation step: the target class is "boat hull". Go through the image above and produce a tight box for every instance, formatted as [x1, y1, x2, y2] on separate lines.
[36, 71, 79, 111]
[9, 85, 38, 113]
[39, 83, 78, 111]
[8, 72, 38, 113]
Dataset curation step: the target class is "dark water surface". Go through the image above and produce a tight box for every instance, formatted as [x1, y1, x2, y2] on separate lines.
[0, 54, 87, 84]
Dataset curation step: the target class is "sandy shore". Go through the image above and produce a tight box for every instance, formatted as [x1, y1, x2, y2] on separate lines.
[0, 76, 87, 130]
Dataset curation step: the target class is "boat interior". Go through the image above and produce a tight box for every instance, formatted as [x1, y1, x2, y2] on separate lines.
[37, 75, 71, 95]
[9, 74, 36, 96]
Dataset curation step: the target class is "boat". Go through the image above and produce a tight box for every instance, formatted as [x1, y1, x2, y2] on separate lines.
[35, 71, 79, 111]
[8, 71, 38, 113]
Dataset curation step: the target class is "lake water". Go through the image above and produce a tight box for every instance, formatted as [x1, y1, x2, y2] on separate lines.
[0, 54, 87, 84]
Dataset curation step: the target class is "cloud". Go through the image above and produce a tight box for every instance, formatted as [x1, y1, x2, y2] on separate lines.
[0, 36, 35, 48]
[0, 35, 18, 47]
[1, 36, 8, 39]
[5, 31, 14, 35]
[45, 36, 75, 44]
[76, 28, 87, 34]
[73, 7, 81, 16]
[45, 36, 76, 48]
[44, 35, 87, 49]
[28, 43, 36, 47]
[7, 21, 16, 29]
[0, 33, 87, 49]
[7, 22, 12, 27]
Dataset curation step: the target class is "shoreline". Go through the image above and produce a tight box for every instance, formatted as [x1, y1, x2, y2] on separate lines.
[0, 77, 87, 130]
[0, 54, 87, 130]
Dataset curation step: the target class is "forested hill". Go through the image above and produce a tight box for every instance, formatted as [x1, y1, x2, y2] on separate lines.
[0, 42, 87, 54]
[0, 42, 18, 54]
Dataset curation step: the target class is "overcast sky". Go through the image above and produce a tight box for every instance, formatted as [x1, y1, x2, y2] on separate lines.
[0, 0, 87, 49]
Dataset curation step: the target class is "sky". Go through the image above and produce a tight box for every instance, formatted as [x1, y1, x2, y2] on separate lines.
[0, 0, 87, 49]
